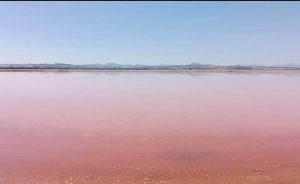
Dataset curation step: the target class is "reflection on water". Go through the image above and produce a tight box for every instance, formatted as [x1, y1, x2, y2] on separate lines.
[1, 72, 300, 183]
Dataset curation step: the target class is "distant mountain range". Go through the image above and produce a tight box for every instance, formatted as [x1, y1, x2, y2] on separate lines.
[0, 63, 300, 70]
[273, 63, 300, 68]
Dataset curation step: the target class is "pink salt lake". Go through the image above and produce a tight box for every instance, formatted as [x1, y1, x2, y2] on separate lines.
[0, 71, 300, 184]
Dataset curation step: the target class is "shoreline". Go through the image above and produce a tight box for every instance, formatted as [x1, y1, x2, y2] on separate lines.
[1, 68, 300, 73]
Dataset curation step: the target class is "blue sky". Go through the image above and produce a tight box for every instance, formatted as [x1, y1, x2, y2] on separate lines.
[0, 2, 299, 65]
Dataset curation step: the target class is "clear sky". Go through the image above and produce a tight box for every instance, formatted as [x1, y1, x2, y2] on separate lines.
[0, 2, 299, 65]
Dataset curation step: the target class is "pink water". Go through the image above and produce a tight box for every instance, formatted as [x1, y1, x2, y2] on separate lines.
[1, 71, 300, 183]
